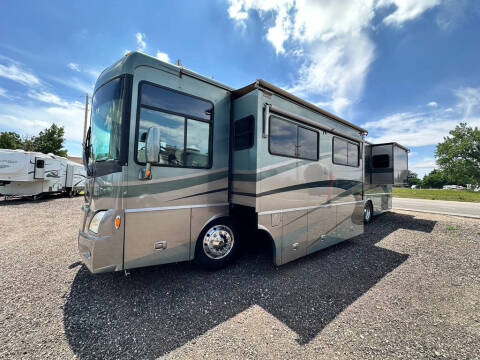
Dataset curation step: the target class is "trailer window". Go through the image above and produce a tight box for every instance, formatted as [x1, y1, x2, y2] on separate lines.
[372, 154, 389, 168]
[269, 116, 318, 161]
[136, 82, 212, 168]
[234, 115, 254, 150]
[333, 137, 359, 167]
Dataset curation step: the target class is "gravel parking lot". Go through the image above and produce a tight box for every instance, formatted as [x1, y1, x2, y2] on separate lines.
[0, 196, 479, 360]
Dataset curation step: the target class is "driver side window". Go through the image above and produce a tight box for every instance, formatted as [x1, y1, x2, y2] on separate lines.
[136, 82, 213, 169]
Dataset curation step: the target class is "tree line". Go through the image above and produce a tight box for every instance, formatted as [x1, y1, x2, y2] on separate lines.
[407, 122, 480, 188]
[0, 124, 68, 157]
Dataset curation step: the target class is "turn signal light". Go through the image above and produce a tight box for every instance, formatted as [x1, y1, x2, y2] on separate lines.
[114, 215, 121, 229]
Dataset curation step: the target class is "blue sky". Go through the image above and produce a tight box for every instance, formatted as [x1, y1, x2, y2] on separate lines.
[0, 0, 479, 176]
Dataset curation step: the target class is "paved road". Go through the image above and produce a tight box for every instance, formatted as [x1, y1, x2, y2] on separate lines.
[393, 197, 480, 218]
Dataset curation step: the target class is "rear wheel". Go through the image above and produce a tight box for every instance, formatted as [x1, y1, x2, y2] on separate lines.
[364, 201, 373, 224]
[195, 217, 240, 270]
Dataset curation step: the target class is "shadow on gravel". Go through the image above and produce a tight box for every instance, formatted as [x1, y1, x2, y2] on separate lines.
[63, 212, 435, 359]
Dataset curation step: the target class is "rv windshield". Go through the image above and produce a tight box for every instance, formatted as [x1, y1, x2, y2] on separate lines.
[91, 77, 124, 162]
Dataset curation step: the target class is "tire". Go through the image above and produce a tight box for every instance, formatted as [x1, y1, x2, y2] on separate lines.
[364, 201, 373, 224]
[194, 217, 241, 270]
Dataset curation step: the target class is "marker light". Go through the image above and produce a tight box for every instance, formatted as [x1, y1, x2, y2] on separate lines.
[114, 215, 121, 229]
[89, 211, 106, 234]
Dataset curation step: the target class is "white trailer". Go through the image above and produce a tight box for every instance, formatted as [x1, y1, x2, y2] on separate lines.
[0, 149, 86, 198]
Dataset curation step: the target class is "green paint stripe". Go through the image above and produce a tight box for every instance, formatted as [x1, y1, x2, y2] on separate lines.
[233, 155, 329, 182]
[127, 171, 228, 197]
[233, 179, 362, 198]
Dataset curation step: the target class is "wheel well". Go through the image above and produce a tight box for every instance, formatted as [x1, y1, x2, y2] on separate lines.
[256, 228, 277, 261]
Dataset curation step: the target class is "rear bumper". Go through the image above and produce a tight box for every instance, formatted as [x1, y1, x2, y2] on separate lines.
[78, 230, 122, 274]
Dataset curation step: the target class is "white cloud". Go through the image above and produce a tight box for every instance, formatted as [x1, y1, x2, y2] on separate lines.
[68, 62, 80, 72]
[410, 157, 437, 177]
[156, 51, 170, 63]
[136, 32, 147, 52]
[226, 0, 439, 114]
[0, 88, 14, 100]
[427, 101, 438, 107]
[0, 60, 40, 86]
[0, 101, 86, 143]
[363, 87, 480, 147]
[46, 75, 93, 95]
[27, 90, 84, 109]
[377, 0, 442, 26]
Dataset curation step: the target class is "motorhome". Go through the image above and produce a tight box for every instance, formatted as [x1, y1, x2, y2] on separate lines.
[0, 149, 86, 198]
[78, 52, 408, 274]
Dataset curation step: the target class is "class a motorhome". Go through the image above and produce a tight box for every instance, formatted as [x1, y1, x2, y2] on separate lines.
[0, 149, 86, 198]
[78, 52, 408, 274]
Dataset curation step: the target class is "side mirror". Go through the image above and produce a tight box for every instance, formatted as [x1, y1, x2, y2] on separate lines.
[145, 127, 161, 164]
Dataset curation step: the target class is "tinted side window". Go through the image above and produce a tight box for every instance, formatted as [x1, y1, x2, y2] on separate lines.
[136, 83, 212, 168]
[186, 119, 209, 168]
[234, 115, 254, 150]
[333, 138, 348, 165]
[137, 109, 185, 166]
[372, 154, 389, 168]
[141, 83, 212, 120]
[347, 142, 359, 166]
[269, 117, 297, 157]
[298, 127, 318, 161]
[269, 116, 319, 160]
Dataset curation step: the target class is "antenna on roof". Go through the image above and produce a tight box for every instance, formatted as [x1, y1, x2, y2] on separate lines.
[177, 59, 182, 67]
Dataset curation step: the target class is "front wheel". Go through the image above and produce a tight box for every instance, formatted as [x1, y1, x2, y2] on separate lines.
[194, 217, 240, 270]
[364, 201, 373, 224]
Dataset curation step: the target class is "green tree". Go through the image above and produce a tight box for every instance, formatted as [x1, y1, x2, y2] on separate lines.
[406, 170, 421, 187]
[30, 124, 68, 157]
[422, 169, 448, 189]
[436, 122, 480, 186]
[0, 131, 23, 149]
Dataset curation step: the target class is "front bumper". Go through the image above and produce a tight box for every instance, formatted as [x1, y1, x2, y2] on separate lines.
[78, 206, 124, 274]
[78, 230, 120, 273]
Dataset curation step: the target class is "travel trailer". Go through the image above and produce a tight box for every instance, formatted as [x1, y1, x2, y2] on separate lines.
[78, 52, 408, 274]
[0, 149, 86, 198]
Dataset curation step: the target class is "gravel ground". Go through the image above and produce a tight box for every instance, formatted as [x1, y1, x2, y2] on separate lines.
[0, 196, 479, 360]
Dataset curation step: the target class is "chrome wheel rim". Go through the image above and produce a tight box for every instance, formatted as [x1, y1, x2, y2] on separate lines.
[203, 225, 234, 260]
[364, 204, 371, 221]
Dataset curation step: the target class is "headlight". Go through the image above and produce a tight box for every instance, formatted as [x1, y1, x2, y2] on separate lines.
[89, 211, 106, 234]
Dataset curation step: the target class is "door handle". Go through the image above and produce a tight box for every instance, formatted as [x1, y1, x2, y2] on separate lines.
[154, 241, 167, 250]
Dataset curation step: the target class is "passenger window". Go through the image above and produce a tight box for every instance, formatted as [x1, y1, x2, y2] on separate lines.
[298, 127, 318, 161]
[186, 119, 210, 168]
[333, 137, 359, 167]
[234, 115, 254, 150]
[269, 117, 297, 157]
[136, 82, 213, 168]
[333, 138, 348, 165]
[348, 142, 359, 166]
[372, 154, 389, 168]
[269, 116, 319, 160]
